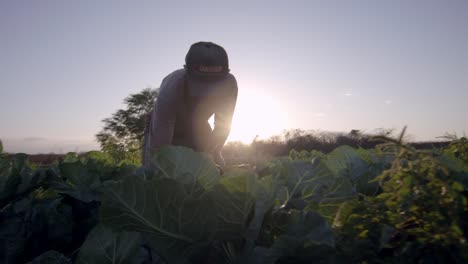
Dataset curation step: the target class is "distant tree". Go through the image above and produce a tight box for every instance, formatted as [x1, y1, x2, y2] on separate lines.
[0, 139, 3, 153]
[96, 88, 159, 163]
[373, 127, 395, 137]
[348, 129, 361, 138]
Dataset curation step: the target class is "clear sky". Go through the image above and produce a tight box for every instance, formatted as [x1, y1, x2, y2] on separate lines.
[1, 0, 467, 153]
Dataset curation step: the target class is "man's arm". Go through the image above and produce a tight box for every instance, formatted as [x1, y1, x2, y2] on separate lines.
[210, 76, 238, 152]
[148, 73, 182, 149]
[143, 88, 177, 167]
[143, 70, 185, 167]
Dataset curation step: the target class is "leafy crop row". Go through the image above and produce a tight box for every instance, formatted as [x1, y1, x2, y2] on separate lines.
[0, 137, 467, 263]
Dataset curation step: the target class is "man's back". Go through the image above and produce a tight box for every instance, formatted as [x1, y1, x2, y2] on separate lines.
[142, 65, 237, 167]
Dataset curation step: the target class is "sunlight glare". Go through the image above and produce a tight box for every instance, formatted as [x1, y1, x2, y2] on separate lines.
[225, 89, 288, 143]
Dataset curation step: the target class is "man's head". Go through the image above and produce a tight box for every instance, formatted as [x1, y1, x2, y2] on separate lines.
[184, 41, 235, 97]
[185, 41, 229, 77]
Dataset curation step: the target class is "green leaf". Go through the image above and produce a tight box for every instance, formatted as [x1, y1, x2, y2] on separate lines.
[147, 146, 221, 193]
[63, 152, 79, 162]
[51, 161, 103, 202]
[437, 155, 468, 190]
[60, 161, 101, 188]
[238, 172, 282, 262]
[27, 250, 71, 264]
[278, 160, 335, 208]
[280, 210, 335, 246]
[0, 196, 75, 264]
[0, 170, 21, 200]
[326, 145, 369, 181]
[0, 198, 31, 263]
[16, 168, 53, 195]
[256, 211, 335, 263]
[13, 153, 29, 173]
[85, 151, 114, 165]
[1, 156, 55, 205]
[76, 224, 142, 264]
[210, 173, 257, 239]
[101, 176, 216, 241]
[100, 176, 218, 262]
[327, 146, 381, 196]
[331, 199, 359, 228]
[378, 224, 396, 250]
[317, 178, 357, 222]
[29, 198, 75, 243]
[274, 159, 356, 222]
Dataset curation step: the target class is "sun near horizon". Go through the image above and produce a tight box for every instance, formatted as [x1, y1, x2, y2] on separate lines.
[225, 89, 288, 143]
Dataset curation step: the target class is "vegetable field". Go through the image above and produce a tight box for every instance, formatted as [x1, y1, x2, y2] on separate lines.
[1, 137, 467, 263]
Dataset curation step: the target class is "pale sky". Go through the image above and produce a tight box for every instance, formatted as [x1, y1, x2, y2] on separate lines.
[1, 0, 467, 153]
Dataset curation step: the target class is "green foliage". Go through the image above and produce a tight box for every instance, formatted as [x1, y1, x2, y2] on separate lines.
[249, 210, 336, 264]
[146, 146, 221, 191]
[377, 151, 465, 245]
[1, 136, 468, 263]
[27, 251, 72, 264]
[99, 148, 257, 262]
[50, 160, 104, 202]
[289, 149, 325, 161]
[96, 88, 159, 163]
[76, 225, 143, 264]
[338, 131, 468, 262]
[444, 136, 468, 164]
[0, 151, 139, 263]
[281, 146, 385, 222]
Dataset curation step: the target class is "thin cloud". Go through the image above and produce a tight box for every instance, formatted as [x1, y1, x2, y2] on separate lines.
[22, 137, 47, 142]
[315, 112, 327, 118]
[384, 100, 393, 105]
[344, 93, 352, 97]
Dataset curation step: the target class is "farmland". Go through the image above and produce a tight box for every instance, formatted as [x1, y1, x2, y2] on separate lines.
[0, 136, 467, 263]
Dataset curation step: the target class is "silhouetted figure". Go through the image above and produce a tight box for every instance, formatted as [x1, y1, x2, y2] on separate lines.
[142, 42, 238, 168]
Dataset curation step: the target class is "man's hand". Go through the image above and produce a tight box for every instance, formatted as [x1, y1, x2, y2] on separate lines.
[212, 150, 226, 168]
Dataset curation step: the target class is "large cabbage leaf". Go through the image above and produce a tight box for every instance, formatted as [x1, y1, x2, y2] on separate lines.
[0, 154, 29, 200]
[326, 146, 368, 180]
[27, 250, 71, 264]
[247, 211, 335, 264]
[50, 161, 103, 202]
[100, 170, 256, 262]
[0, 154, 55, 207]
[272, 159, 355, 222]
[210, 171, 257, 239]
[100, 176, 218, 262]
[76, 224, 142, 264]
[146, 146, 221, 194]
[326, 146, 379, 196]
[101, 176, 216, 240]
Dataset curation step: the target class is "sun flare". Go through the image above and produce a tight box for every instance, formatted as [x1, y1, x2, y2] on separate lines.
[223, 89, 288, 143]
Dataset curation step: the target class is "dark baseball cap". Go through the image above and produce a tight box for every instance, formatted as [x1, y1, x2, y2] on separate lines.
[185, 41, 229, 76]
[184, 42, 234, 96]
